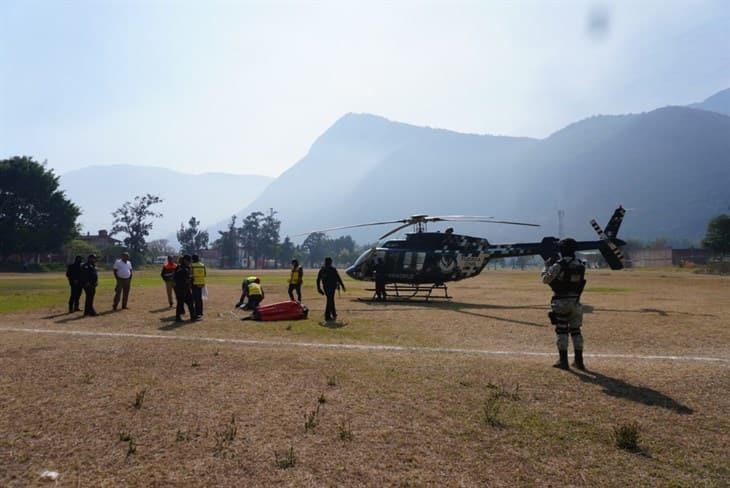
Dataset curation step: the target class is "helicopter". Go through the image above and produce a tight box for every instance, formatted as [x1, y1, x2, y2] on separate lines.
[299, 206, 626, 300]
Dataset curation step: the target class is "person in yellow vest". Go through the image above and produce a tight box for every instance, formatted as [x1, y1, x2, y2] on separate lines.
[243, 277, 264, 310]
[191, 254, 207, 319]
[236, 276, 258, 309]
[288, 259, 303, 301]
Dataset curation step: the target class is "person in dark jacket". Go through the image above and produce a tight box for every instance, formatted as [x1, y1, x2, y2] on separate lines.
[66, 255, 83, 313]
[173, 255, 196, 322]
[316, 257, 346, 321]
[374, 256, 387, 302]
[80, 254, 99, 317]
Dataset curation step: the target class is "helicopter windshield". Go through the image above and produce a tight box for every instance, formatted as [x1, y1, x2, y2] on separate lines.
[353, 248, 375, 268]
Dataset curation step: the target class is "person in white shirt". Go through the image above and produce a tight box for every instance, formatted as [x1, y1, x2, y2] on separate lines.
[113, 252, 133, 310]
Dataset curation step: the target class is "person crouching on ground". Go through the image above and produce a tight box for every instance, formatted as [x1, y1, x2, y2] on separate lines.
[160, 255, 177, 308]
[112, 251, 133, 311]
[244, 278, 265, 310]
[288, 259, 303, 301]
[173, 255, 196, 322]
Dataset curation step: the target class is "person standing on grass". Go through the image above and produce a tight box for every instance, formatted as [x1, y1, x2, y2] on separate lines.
[80, 254, 99, 317]
[317, 257, 345, 321]
[112, 251, 133, 311]
[160, 255, 177, 308]
[173, 255, 196, 322]
[288, 259, 303, 301]
[190, 254, 207, 319]
[65, 255, 83, 313]
[541, 238, 587, 371]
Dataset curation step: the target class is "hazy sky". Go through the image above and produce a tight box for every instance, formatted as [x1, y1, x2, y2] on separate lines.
[1, 0, 728, 177]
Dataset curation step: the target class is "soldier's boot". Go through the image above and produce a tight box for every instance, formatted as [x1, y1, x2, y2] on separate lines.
[573, 350, 586, 371]
[553, 350, 569, 370]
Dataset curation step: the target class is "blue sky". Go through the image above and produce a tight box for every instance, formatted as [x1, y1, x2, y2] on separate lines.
[1, 0, 728, 176]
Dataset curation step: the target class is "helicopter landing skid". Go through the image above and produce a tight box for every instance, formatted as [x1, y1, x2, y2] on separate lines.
[362, 283, 452, 302]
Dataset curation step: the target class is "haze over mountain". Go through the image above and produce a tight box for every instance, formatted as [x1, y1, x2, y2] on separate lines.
[60, 165, 272, 242]
[689, 88, 730, 117]
[223, 88, 730, 246]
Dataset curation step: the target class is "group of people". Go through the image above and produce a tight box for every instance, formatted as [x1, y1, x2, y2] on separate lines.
[65, 254, 348, 323]
[65, 252, 134, 316]
[159, 254, 207, 322]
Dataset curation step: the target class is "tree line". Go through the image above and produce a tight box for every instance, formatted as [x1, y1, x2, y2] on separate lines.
[212, 211, 363, 268]
[2, 156, 729, 268]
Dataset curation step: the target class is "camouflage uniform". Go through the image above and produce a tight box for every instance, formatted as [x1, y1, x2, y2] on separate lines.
[542, 254, 586, 369]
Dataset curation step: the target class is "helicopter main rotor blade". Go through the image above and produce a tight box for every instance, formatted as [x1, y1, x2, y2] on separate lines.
[378, 222, 414, 240]
[432, 215, 540, 227]
[429, 215, 495, 220]
[291, 219, 408, 237]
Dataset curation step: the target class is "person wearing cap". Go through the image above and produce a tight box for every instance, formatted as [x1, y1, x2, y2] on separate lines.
[287, 259, 303, 301]
[190, 254, 207, 318]
[65, 255, 84, 313]
[541, 238, 587, 370]
[160, 255, 178, 307]
[112, 251, 133, 310]
[80, 254, 99, 317]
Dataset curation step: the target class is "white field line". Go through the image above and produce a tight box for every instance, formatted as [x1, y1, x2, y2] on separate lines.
[0, 326, 728, 364]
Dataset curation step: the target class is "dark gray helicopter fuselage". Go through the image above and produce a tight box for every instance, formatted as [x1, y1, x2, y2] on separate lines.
[345, 230, 624, 285]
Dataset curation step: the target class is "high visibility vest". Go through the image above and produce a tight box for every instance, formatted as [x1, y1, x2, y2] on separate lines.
[191, 262, 206, 286]
[246, 276, 257, 284]
[289, 267, 302, 285]
[248, 282, 263, 296]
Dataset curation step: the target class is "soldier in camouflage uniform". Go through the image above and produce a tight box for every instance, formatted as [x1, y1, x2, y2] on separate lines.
[541, 238, 586, 370]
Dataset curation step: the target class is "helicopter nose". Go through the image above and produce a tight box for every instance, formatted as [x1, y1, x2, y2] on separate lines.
[345, 264, 358, 279]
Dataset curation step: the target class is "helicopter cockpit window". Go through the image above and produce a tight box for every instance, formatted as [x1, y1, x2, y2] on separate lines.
[353, 248, 374, 268]
[415, 252, 426, 271]
[403, 252, 413, 270]
[402, 252, 425, 271]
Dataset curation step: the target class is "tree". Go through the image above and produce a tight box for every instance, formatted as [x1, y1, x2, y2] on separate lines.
[110, 194, 163, 263]
[147, 239, 177, 258]
[278, 236, 295, 266]
[702, 214, 730, 258]
[301, 232, 327, 268]
[259, 209, 281, 268]
[0, 156, 80, 261]
[240, 211, 264, 268]
[63, 239, 99, 263]
[177, 217, 209, 255]
[216, 215, 239, 268]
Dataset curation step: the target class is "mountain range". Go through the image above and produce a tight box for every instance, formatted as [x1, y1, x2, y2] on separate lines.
[61, 87, 730, 247]
[219, 88, 730, 245]
[60, 165, 272, 242]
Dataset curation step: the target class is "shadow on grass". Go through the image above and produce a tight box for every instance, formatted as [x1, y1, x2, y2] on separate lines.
[149, 306, 174, 313]
[54, 309, 115, 324]
[356, 300, 547, 327]
[159, 317, 195, 331]
[582, 304, 716, 318]
[42, 311, 74, 319]
[319, 320, 348, 329]
[569, 369, 693, 415]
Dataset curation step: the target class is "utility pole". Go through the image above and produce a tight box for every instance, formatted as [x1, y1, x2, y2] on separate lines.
[558, 210, 565, 239]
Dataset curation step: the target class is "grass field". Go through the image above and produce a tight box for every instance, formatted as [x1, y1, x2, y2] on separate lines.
[0, 268, 728, 486]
